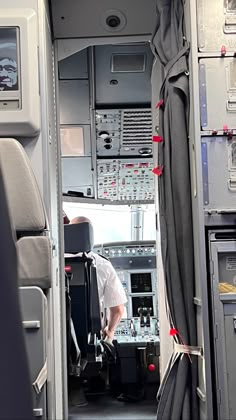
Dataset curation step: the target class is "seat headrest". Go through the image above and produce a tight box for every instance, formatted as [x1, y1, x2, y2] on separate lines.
[0, 138, 46, 232]
[64, 223, 94, 253]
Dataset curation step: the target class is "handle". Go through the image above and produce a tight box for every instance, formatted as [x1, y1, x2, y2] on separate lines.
[224, 16, 236, 34]
[227, 99, 236, 112]
[228, 178, 236, 191]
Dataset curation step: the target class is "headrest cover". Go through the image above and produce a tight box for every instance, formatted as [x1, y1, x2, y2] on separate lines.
[64, 223, 94, 253]
[0, 139, 46, 232]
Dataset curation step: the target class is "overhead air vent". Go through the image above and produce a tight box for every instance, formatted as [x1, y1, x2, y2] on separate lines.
[111, 54, 146, 73]
[121, 109, 152, 147]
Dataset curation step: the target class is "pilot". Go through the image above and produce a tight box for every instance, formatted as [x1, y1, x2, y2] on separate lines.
[70, 216, 127, 344]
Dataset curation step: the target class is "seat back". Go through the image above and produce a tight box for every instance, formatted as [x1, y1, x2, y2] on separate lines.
[64, 223, 101, 359]
[0, 138, 51, 419]
[0, 166, 33, 420]
[64, 222, 94, 253]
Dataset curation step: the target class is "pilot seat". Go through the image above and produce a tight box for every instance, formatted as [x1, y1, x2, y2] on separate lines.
[64, 222, 108, 403]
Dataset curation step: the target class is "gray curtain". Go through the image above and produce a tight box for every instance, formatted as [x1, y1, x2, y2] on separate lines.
[151, 1, 198, 419]
[0, 168, 33, 420]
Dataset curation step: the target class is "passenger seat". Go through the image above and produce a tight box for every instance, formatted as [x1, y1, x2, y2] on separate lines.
[0, 138, 52, 419]
[0, 164, 33, 420]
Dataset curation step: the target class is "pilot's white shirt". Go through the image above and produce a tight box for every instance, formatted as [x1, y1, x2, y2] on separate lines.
[65, 251, 127, 309]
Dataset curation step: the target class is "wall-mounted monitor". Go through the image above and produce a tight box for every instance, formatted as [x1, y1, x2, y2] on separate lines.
[0, 28, 19, 91]
[0, 10, 40, 136]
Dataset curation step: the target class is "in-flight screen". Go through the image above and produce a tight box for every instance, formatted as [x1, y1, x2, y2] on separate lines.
[0, 28, 19, 92]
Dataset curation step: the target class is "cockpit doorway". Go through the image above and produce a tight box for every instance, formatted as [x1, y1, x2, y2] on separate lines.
[58, 35, 160, 419]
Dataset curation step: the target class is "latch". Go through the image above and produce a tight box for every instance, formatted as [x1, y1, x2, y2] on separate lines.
[227, 98, 236, 112]
[228, 178, 236, 191]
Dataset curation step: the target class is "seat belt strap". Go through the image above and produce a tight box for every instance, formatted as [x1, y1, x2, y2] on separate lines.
[70, 318, 81, 363]
[33, 360, 47, 395]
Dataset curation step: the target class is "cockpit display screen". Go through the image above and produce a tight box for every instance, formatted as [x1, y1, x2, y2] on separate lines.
[0, 28, 19, 92]
[130, 272, 152, 293]
[132, 296, 153, 317]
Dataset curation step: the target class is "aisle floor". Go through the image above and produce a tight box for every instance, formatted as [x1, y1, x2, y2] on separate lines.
[69, 395, 157, 420]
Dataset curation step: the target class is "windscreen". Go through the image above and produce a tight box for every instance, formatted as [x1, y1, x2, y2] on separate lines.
[63, 202, 132, 243]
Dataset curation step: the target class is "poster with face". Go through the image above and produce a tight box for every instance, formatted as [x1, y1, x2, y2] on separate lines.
[0, 28, 18, 91]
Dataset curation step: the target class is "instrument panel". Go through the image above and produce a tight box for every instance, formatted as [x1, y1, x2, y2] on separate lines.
[114, 317, 159, 344]
[96, 108, 153, 157]
[94, 241, 156, 259]
[94, 241, 158, 342]
[97, 158, 154, 202]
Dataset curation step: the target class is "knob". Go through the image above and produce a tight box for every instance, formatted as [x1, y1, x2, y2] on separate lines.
[99, 131, 109, 139]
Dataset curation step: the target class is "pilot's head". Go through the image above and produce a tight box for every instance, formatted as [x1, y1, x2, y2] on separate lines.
[70, 216, 92, 225]
[0, 57, 17, 90]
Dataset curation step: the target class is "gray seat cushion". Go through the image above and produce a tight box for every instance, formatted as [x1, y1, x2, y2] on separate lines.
[17, 236, 52, 289]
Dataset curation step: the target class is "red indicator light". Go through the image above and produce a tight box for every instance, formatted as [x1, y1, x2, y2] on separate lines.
[148, 364, 156, 372]
[65, 266, 72, 273]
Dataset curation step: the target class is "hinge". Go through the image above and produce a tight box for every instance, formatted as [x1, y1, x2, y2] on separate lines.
[210, 259, 214, 277]
[52, 239, 57, 256]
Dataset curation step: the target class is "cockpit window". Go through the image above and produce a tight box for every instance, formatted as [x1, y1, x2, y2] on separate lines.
[63, 202, 156, 243]
[63, 202, 132, 243]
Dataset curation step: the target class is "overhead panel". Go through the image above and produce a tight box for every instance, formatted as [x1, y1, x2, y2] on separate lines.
[59, 80, 90, 125]
[96, 108, 152, 156]
[62, 157, 94, 197]
[97, 158, 154, 201]
[199, 58, 236, 131]
[95, 44, 153, 105]
[197, 0, 236, 52]
[201, 136, 236, 212]
[60, 125, 91, 156]
[50, 0, 157, 39]
[58, 49, 88, 79]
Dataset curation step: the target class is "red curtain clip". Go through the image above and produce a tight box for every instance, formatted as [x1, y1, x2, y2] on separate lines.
[169, 328, 178, 336]
[152, 135, 163, 143]
[152, 166, 164, 176]
[155, 99, 164, 109]
[221, 45, 226, 56]
[223, 124, 229, 135]
[212, 130, 218, 136]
